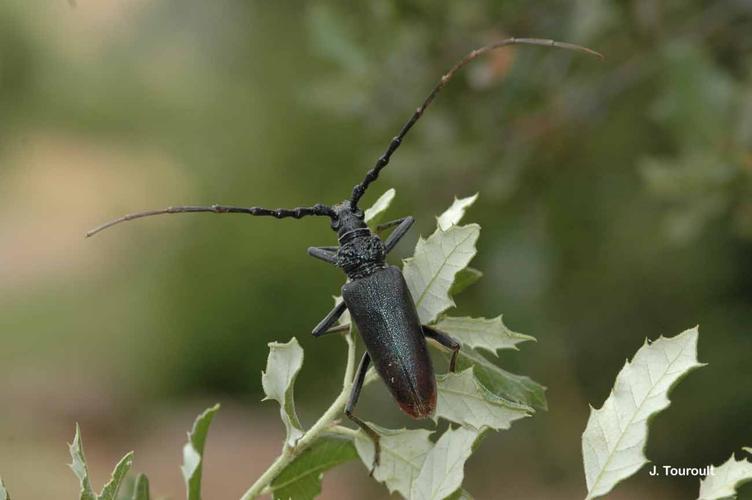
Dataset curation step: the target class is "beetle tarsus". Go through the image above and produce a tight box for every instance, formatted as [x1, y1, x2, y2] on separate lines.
[346, 409, 381, 473]
[345, 353, 382, 471]
[423, 325, 461, 372]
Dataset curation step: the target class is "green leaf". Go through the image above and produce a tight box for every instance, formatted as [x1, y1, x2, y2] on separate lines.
[437, 194, 478, 230]
[449, 267, 483, 296]
[453, 348, 547, 411]
[354, 424, 434, 498]
[68, 424, 133, 500]
[181, 404, 220, 500]
[433, 316, 535, 354]
[403, 223, 480, 324]
[0, 477, 9, 500]
[69, 424, 96, 500]
[98, 452, 133, 500]
[262, 338, 305, 447]
[698, 451, 752, 500]
[131, 474, 150, 500]
[436, 369, 531, 431]
[582, 327, 704, 499]
[410, 426, 479, 500]
[364, 188, 396, 225]
[270, 434, 357, 500]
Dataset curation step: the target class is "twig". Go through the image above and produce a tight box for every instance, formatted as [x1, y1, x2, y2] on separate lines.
[240, 329, 359, 500]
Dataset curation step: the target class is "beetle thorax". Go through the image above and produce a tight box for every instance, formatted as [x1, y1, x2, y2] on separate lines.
[336, 231, 386, 279]
[328, 199, 386, 279]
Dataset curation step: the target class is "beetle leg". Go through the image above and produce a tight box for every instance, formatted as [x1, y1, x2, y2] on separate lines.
[322, 323, 350, 334]
[311, 301, 348, 337]
[423, 325, 461, 372]
[379, 216, 415, 253]
[375, 218, 403, 233]
[346, 352, 381, 474]
[307, 246, 338, 265]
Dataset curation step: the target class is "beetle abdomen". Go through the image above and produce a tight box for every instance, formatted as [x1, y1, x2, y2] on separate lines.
[342, 266, 436, 419]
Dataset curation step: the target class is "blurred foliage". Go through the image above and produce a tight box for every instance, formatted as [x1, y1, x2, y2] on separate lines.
[1, 0, 751, 498]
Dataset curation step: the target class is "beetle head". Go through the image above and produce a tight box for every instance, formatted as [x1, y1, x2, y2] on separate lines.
[330, 199, 366, 238]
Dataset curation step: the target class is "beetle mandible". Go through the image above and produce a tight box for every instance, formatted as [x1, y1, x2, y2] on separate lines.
[87, 38, 601, 467]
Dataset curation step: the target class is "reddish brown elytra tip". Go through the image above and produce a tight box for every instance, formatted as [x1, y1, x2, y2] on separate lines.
[398, 390, 437, 419]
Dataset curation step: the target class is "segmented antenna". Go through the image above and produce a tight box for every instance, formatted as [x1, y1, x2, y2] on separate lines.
[350, 37, 603, 207]
[86, 203, 334, 237]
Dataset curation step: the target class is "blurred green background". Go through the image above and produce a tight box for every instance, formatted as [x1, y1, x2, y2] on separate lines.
[1, 0, 751, 498]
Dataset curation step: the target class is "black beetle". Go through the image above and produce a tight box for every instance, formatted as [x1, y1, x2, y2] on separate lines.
[87, 38, 601, 467]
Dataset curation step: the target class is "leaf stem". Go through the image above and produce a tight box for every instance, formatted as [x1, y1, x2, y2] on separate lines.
[240, 329, 358, 500]
[329, 425, 359, 438]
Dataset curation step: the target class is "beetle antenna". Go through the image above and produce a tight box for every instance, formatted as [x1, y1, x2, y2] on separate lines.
[349, 37, 603, 207]
[85, 203, 335, 237]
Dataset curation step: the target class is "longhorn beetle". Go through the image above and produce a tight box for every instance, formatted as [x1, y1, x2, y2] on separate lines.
[87, 38, 601, 468]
